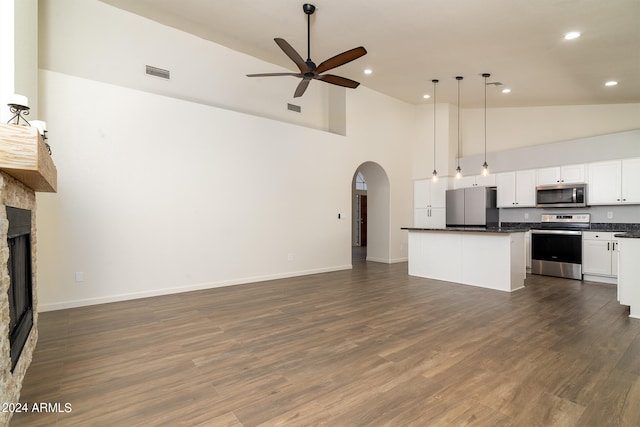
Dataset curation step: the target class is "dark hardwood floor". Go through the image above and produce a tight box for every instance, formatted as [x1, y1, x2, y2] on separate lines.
[11, 257, 640, 426]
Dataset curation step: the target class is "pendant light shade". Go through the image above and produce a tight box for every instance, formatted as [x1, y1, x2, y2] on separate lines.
[432, 79, 439, 181]
[455, 76, 463, 179]
[482, 73, 490, 176]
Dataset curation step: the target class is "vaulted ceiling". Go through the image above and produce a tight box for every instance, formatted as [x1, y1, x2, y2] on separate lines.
[99, 0, 640, 108]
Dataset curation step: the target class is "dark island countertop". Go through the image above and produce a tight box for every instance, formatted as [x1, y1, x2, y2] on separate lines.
[401, 227, 529, 234]
[614, 231, 640, 239]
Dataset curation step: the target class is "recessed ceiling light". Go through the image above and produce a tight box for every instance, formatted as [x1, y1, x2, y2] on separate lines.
[564, 31, 581, 40]
[502, 88, 511, 94]
[364, 68, 373, 75]
[605, 81, 618, 87]
[423, 94, 430, 99]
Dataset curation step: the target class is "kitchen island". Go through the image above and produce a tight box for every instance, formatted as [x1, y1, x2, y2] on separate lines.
[615, 231, 640, 319]
[402, 227, 528, 292]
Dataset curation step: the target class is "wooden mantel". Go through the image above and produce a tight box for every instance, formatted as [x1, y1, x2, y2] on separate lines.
[0, 123, 57, 192]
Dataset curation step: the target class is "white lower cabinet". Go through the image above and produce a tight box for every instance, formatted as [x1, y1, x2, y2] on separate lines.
[414, 207, 445, 229]
[525, 231, 531, 271]
[583, 232, 618, 284]
[618, 237, 640, 318]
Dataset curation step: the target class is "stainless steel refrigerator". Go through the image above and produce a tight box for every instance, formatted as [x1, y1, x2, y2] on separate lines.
[445, 186, 499, 227]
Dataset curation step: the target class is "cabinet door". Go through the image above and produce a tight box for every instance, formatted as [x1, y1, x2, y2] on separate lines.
[583, 238, 612, 276]
[428, 208, 446, 229]
[414, 208, 446, 229]
[611, 239, 619, 277]
[454, 176, 476, 189]
[536, 167, 561, 186]
[587, 161, 621, 205]
[476, 174, 496, 187]
[496, 172, 516, 208]
[414, 208, 429, 228]
[430, 178, 448, 208]
[525, 231, 531, 269]
[560, 164, 585, 183]
[414, 180, 430, 209]
[621, 158, 640, 204]
[515, 170, 537, 207]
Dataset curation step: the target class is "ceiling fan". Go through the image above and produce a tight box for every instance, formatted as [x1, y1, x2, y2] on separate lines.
[247, 3, 367, 98]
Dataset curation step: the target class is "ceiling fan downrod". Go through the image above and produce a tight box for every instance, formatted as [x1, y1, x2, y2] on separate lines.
[303, 4, 316, 64]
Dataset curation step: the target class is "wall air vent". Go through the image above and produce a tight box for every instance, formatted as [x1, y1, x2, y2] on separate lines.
[145, 65, 170, 80]
[287, 103, 301, 113]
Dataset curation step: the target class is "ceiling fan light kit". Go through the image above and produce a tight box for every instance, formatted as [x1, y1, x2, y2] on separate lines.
[246, 3, 367, 98]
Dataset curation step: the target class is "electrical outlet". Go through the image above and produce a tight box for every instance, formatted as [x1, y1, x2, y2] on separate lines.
[524, 213, 529, 220]
[607, 211, 613, 219]
[75, 272, 84, 283]
[287, 253, 294, 261]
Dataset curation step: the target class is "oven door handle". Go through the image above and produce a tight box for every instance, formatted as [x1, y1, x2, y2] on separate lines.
[531, 229, 583, 236]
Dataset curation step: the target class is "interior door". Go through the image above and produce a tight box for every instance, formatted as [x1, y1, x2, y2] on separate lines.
[361, 195, 367, 246]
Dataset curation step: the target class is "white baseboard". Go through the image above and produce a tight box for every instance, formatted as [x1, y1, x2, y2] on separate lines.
[366, 256, 408, 264]
[38, 264, 353, 312]
[582, 274, 617, 285]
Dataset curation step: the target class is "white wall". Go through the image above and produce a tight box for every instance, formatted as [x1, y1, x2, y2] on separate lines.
[36, 69, 415, 310]
[1, 0, 38, 121]
[38, 0, 331, 131]
[460, 103, 640, 157]
[34, 0, 418, 310]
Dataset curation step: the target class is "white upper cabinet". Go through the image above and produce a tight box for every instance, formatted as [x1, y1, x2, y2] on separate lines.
[587, 161, 621, 204]
[414, 178, 449, 228]
[586, 159, 640, 205]
[414, 178, 448, 208]
[621, 158, 640, 204]
[536, 164, 585, 186]
[452, 174, 496, 189]
[414, 179, 430, 209]
[476, 174, 497, 188]
[496, 170, 536, 208]
[561, 164, 586, 184]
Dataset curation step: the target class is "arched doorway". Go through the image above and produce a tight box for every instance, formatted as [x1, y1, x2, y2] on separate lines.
[351, 162, 390, 263]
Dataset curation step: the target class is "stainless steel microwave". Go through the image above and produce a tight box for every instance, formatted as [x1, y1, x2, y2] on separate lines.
[536, 184, 587, 208]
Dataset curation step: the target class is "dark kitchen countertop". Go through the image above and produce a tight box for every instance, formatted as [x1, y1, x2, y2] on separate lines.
[501, 222, 640, 233]
[614, 231, 640, 238]
[401, 227, 529, 234]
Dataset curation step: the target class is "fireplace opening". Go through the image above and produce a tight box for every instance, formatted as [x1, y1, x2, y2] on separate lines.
[6, 206, 33, 372]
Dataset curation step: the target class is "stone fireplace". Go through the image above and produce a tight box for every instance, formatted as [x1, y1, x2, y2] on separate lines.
[0, 123, 56, 426]
[0, 172, 38, 425]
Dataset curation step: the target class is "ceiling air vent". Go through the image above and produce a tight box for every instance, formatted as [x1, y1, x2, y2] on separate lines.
[287, 103, 301, 113]
[146, 65, 170, 80]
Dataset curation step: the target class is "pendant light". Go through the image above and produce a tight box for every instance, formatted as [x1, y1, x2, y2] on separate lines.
[431, 79, 439, 182]
[481, 73, 490, 176]
[455, 76, 463, 179]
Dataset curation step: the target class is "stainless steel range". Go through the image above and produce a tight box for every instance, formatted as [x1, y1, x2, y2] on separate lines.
[531, 213, 591, 280]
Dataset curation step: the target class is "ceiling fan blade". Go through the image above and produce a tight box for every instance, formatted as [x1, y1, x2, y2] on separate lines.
[247, 72, 302, 77]
[294, 78, 311, 98]
[274, 38, 309, 73]
[317, 74, 360, 89]
[315, 46, 367, 74]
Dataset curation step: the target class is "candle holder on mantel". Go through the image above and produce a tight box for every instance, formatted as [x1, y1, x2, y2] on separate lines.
[7, 103, 31, 126]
